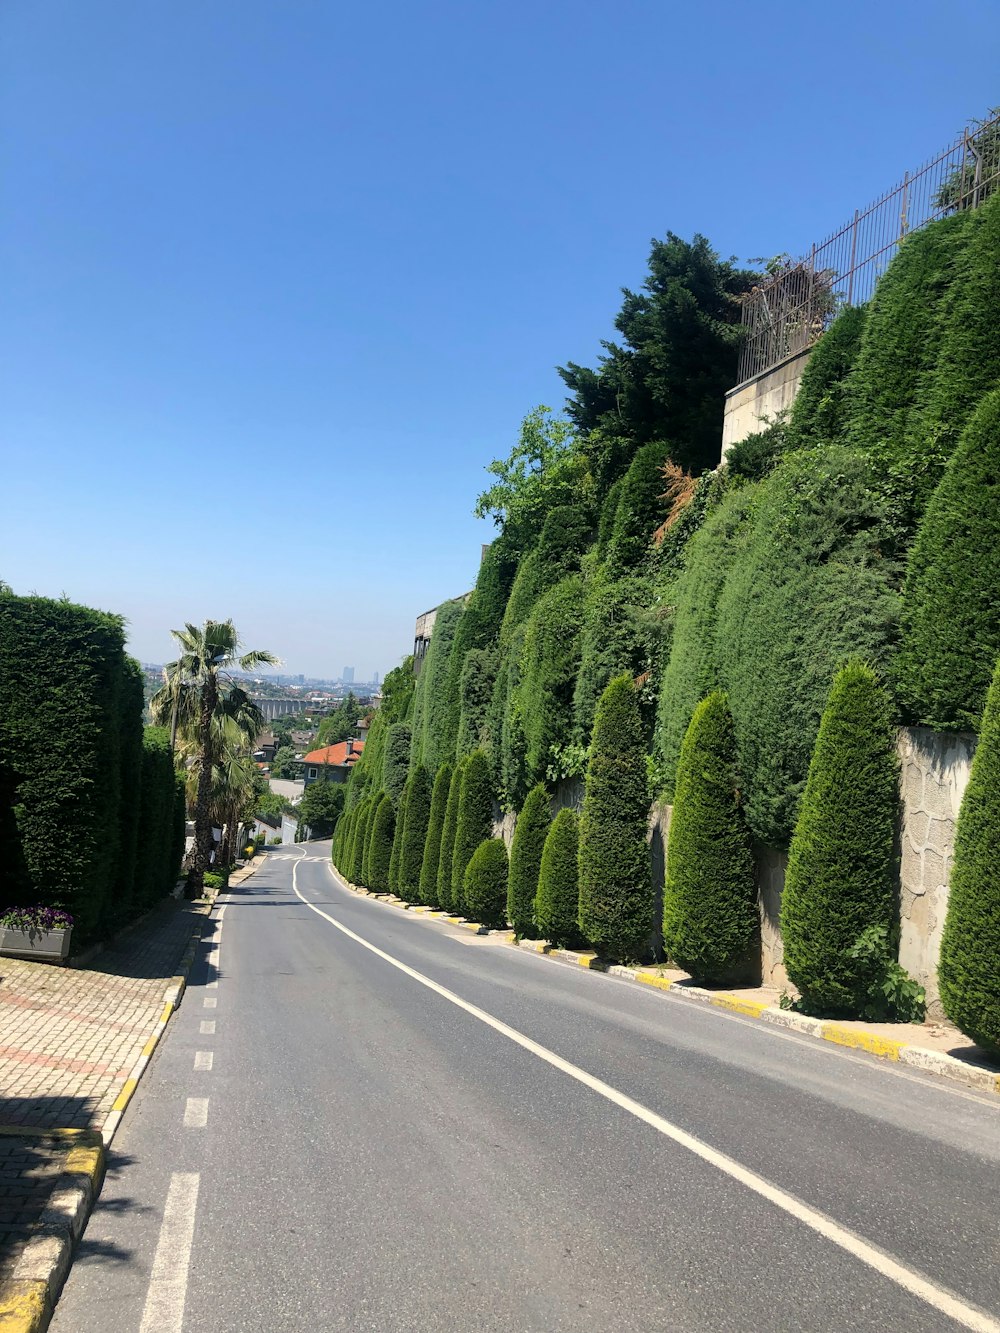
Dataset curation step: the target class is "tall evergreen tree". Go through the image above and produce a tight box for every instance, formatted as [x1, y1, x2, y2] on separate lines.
[535, 807, 581, 948]
[437, 762, 464, 911]
[368, 794, 396, 893]
[419, 764, 452, 908]
[398, 766, 432, 901]
[507, 784, 550, 938]
[451, 750, 494, 915]
[388, 785, 409, 894]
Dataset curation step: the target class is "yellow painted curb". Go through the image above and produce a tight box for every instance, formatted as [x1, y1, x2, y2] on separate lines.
[575, 952, 601, 969]
[821, 1024, 903, 1060]
[63, 1145, 104, 1188]
[110, 1078, 138, 1113]
[0, 1279, 49, 1333]
[634, 970, 674, 992]
[710, 995, 770, 1019]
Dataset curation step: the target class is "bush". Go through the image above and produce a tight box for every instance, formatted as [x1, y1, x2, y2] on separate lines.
[388, 785, 409, 893]
[535, 807, 580, 947]
[360, 794, 379, 886]
[437, 762, 464, 911]
[780, 662, 900, 1014]
[451, 750, 494, 915]
[786, 305, 867, 452]
[723, 420, 789, 483]
[136, 726, 185, 911]
[456, 647, 497, 759]
[383, 723, 412, 806]
[573, 572, 660, 746]
[662, 691, 757, 983]
[297, 779, 345, 839]
[895, 389, 1000, 730]
[347, 797, 374, 884]
[715, 447, 899, 847]
[463, 838, 509, 929]
[507, 783, 550, 937]
[498, 505, 592, 643]
[938, 656, 1000, 1052]
[419, 764, 452, 908]
[398, 766, 432, 901]
[603, 441, 670, 576]
[578, 675, 652, 961]
[368, 794, 396, 893]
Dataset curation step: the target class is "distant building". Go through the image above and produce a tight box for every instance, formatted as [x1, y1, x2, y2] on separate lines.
[373, 671, 380, 686]
[301, 739, 365, 788]
[342, 666, 355, 683]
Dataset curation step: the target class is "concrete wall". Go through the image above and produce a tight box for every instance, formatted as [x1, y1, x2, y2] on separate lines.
[897, 727, 975, 1017]
[720, 346, 812, 459]
[756, 845, 789, 989]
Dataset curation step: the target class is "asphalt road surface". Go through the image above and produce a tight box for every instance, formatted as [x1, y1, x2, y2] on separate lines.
[51, 843, 1000, 1332]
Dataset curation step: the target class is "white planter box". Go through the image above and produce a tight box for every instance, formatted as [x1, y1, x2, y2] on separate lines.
[0, 925, 72, 963]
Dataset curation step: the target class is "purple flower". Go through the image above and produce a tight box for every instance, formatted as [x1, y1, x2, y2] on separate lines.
[0, 905, 75, 932]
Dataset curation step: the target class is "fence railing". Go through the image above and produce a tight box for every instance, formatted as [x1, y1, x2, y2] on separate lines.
[737, 111, 1000, 385]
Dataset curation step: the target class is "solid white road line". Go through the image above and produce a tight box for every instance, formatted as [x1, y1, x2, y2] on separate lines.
[138, 1172, 200, 1333]
[193, 1051, 213, 1071]
[200, 1020, 216, 1035]
[294, 861, 999, 1333]
[183, 1097, 209, 1128]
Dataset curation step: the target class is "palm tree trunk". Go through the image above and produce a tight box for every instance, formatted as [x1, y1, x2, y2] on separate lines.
[186, 674, 218, 898]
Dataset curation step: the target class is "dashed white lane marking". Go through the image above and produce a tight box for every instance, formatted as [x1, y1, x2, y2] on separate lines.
[203, 997, 217, 1009]
[183, 1097, 209, 1128]
[294, 861, 1000, 1333]
[138, 1172, 200, 1333]
[193, 1051, 213, 1071]
[200, 1020, 216, 1035]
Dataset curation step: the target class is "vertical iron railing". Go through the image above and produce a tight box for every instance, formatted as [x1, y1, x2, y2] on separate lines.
[737, 110, 1000, 385]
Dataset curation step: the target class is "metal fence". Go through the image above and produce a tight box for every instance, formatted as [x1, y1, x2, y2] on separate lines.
[737, 111, 1000, 385]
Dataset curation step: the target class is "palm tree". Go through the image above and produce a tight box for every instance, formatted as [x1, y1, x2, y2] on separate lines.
[152, 620, 278, 896]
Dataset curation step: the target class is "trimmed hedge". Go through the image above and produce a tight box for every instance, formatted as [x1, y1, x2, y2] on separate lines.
[411, 599, 464, 771]
[938, 656, 1000, 1052]
[534, 806, 580, 948]
[499, 505, 591, 644]
[786, 305, 867, 452]
[383, 723, 412, 806]
[398, 766, 432, 901]
[662, 691, 757, 983]
[895, 388, 1000, 730]
[451, 750, 494, 915]
[780, 663, 899, 1013]
[388, 785, 409, 893]
[348, 797, 374, 885]
[573, 571, 658, 747]
[507, 783, 550, 937]
[110, 658, 145, 931]
[578, 675, 652, 961]
[136, 726, 186, 910]
[361, 791, 380, 887]
[456, 647, 497, 759]
[368, 794, 396, 893]
[437, 762, 464, 911]
[419, 764, 452, 908]
[463, 838, 509, 930]
[603, 440, 669, 576]
[514, 576, 584, 799]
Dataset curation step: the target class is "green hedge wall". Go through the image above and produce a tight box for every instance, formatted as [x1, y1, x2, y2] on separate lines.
[463, 837, 509, 930]
[437, 762, 464, 911]
[388, 785, 409, 892]
[535, 806, 580, 948]
[574, 571, 658, 747]
[939, 656, 1000, 1052]
[515, 576, 584, 801]
[786, 305, 867, 452]
[456, 647, 497, 759]
[578, 675, 652, 961]
[398, 766, 432, 901]
[506, 783, 550, 938]
[411, 599, 465, 772]
[383, 723, 412, 807]
[895, 388, 1000, 730]
[419, 764, 452, 907]
[451, 750, 494, 915]
[136, 726, 185, 911]
[368, 794, 395, 893]
[603, 441, 669, 577]
[662, 691, 757, 983]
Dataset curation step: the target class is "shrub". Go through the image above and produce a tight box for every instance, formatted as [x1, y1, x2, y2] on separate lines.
[361, 793, 380, 886]
[451, 750, 494, 915]
[419, 764, 452, 908]
[136, 726, 185, 911]
[463, 838, 508, 929]
[578, 675, 652, 961]
[388, 785, 409, 893]
[535, 807, 580, 947]
[662, 691, 757, 983]
[437, 762, 464, 911]
[398, 766, 432, 901]
[723, 419, 789, 483]
[507, 783, 550, 937]
[498, 505, 592, 643]
[347, 797, 374, 884]
[938, 655, 1000, 1052]
[494, 623, 528, 808]
[786, 305, 867, 452]
[383, 723, 412, 806]
[603, 441, 670, 576]
[574, 572, 660, 746]
[780, 662, 900, 1014]
[368, 794, 396, 893]
[456, 647, 497, 759]
[656, 485, 756, 798]
[895, 389, 1000, 730]
[715, 447, 899, 847]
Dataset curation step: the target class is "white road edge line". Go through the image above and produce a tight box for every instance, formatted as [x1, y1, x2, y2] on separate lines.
[183, 1097, 209, 1128]
[138, 1171, 200, 1333]
[294, 860, 998, 1333]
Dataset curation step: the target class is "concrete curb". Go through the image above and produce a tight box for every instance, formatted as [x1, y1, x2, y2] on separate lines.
[334, 868, 1000, 1102]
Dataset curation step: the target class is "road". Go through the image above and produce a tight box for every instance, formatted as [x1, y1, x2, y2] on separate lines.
[52, 843, 1000, 1332]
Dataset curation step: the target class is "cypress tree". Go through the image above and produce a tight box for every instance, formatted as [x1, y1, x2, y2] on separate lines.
[507, 783, 550, 938]
[437, 761, 464, 911]
[451, 750, 494, 916]
[603, 440, 670, 576]
[419, 764, 452, 908]
[662, 691, 757, 983]
[780, 662, 899, 1014]
[463, 838, 509, 930]
[388, 785, 409, 894]
[383, 723, 412, 806]
[361, 791, 383, 887]
[368, 794, 395, 893]
[895, 389, 1000, 730]
[347, 798, 373, 885]
[332, 807, 352, 872]
[578, 675, 652, 961]
[938, 655, 1000, 1053]
[786, 304, 867, 451]
[399, 766, 432, 901]
[535, 806, 580, 948]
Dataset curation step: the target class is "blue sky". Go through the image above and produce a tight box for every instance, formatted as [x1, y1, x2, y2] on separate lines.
[3, 1, 998, 679]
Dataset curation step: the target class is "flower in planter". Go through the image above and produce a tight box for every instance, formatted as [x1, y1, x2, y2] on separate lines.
[0, 906, 74, 932]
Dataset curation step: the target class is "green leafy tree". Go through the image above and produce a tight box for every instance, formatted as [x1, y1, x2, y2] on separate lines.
[419, 764, 452, 907]
[270, 745, 298, 779]
[663, 691, 757, 983]
[398, 766, 432, 901]
[456, 647, 497, 759]
[315, 692, 362, 747]
[388, 785, 409, 893]
[578, 675, 652, 961]
[535, 807, 581, 948]
[512, 576, 584, 802]
[507, 784, 550, 938]
[297, 781, 345, 839]
[368, 794, 396, 893]
[896, 390, 1000, 730]
[498, 505, 592, 644]
[463, 838, 509, 929]
[780, 663, 899, 1014]
[451, 750, 494, 915]
[383, 722, 412, 806]
[574, 572, 661, 746]
[437, 762, 464, 911]
[938, 655, 1000, 1052]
